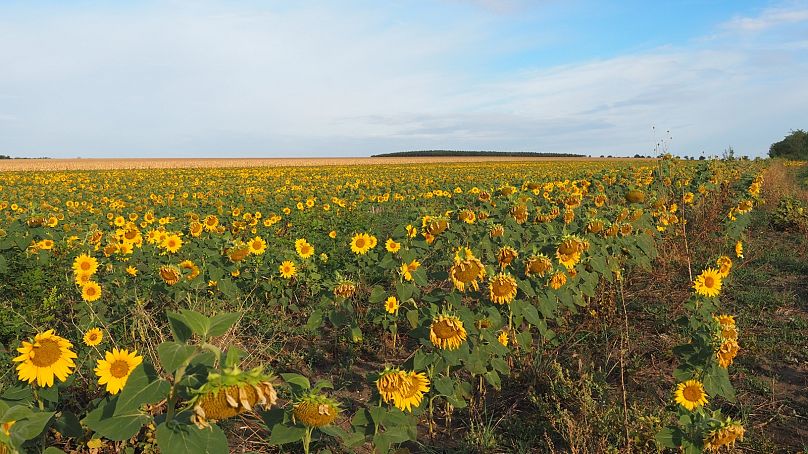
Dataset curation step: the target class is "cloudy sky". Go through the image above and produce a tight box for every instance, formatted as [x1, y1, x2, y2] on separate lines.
[1, 0, 807, 158]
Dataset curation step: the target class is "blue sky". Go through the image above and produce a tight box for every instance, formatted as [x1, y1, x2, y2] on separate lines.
[1, 0, 807, 158]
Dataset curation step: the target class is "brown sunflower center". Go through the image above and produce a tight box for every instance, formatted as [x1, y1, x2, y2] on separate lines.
[453, 261, 481, 283]
[252, 240, 263, 249]
[492, 279, 514, 296]
[31, 338, 62, 367]
[80, 261, 92, 271]
[85, 286, 97, 296]
[88, 333, 99, 342]
[110, 360, 131, 379]
[354, 238, 366, 248]
[704, 276, 715, 288]
[432, 320, 459, 339]
[682, 385, 702, 402]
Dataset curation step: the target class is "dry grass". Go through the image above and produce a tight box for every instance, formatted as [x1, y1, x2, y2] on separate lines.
[0, 156, 624, 172]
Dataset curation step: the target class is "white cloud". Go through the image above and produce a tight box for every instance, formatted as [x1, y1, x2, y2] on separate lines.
[0, 1, 806, 158]
[723, 5, 808, 32]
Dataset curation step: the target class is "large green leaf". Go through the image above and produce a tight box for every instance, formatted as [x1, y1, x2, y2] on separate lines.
[268, 423, 306, 445]
[116, 363, 171, 414]
[158, 342, 198, 374]
[83, 396, 149, 441]
[156, 421, 229, 454]
[208, 312, 241, 337]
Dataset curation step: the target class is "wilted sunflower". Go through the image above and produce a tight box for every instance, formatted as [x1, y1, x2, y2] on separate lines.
[429, 314, 467, 350]
[350, 233, 372, 255]
[449, 248, 486, 292]
[159, 265, 181, 286]
[95, 348, 143, 395]
[549, 271, 567, 290]
[13, 330, 77, 387]
[716, 256, 732, 277]
[714, 314, 737, 340]
[489, 273, 518, 305]
[496, 246, 518, 268]
[489, 224, 505, 238]
[735, 241, 743, 259]
[333, 280, 357, 299]
[279, 261, 297, 279]
[703, 418, 745, 452]
[694, 268, 722, 297]
[525, 254, 553, 277]
[376, 367, 405, 404]
[73, 253, 99, 276]
[191, 366, 277, 429]
[179, 260, 201, 280]
[293, 392, 341, 427]
[83, 328, 103, 346]
[509, 205, 529, 224]
[716, 338, 740, 368]
[674, 380, 708, 411]
[394, 371, 430, 412]
[556, 237, 582, 270]
[81, 281, 102, 302]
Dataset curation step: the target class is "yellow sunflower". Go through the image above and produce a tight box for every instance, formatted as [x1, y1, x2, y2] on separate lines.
[350, 233, 372, 255]
[525, 254, 553, 277]
[735, 241, 743, 259]
[248, 236, 267, 255]
[179, 259, 201, 280]
[549, 271, 567, 289]
[159, 265, 181, 286]
[295, 239, 314, 259]
[13, 330, 77, 387]
[94, 348, 143, 395]
[81, 281, 102, 302]
[162, 234, 183, 253]
[716, 256, 732, 277]
[704, 419, 745, 452]
[384, 296, 399, 315]
[489, 273, 518, 305]
[83, 328, 103, 346]
[385, 238, 401, 253]
[674, 379, 708, 411]
[394, 371, 430, 412]
[497, 330, 509, 347]
[400, 259, 421, 282]
[429, 314, 467, 350]
[125, 265, 138, 276]
[496, 246, 518, 268]
[73, 253, 99, 276]
[693, 268, 722, 297]
[279, 260, 297, 279]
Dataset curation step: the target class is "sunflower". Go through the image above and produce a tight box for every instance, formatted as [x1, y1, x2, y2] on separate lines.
[716, 338, 740, 368]
[496, 246, 518, 268]
[162, 234, 183, 253]
[203, 215, 219, 232]
[384, 296, 399, 315]
[394, 371, 430, 412]
[328, 230, 337, 239]
[13, 330, 77, 387]
[350, 233, 372, 255]
[125, 266, 138, 277]
[489, 224, 505, 237]
[525, 254, 553, 277]
[83, 328, 103, 346]
[449, 248, 486, 292]
[549, 271, 567, 290]
[73, 253, 99, 276]
[179, 260, 201, 280]
[376, 367, 405, 404]
[626, 189, 645, 204]
[95, 348, 143, 395]
[714, 314, 737, 340]
[694, 268, 722, 297]
[74, 272, 93, 285]
[295, 239, 314, 259]
[191, 366, 277, 429]
[279, 261, 297, 279]
[716, 256, 732, 277]
[228, 245, 250, 262]
[385, 238, 401, 253]
[735, 241, 743, 259]
[489, 273, 518, 305]
[333, 280, 357, 299]
[703, 419, 745, 452]
[293, 392, 341, 427]
[497, 330, 509, 347]
[674, 380, 708, 411]
[429, 314, 467, 350]
[405, 224, 417, 238]
[248, 236, 267, 255]
[159, 265, 181, 285]
[82, 281, 102, 302]
[556, 238, 582, 270]
[400, 259, 421, 282]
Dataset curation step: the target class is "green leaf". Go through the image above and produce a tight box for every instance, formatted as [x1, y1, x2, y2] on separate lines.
[116, 363, 171, 414]
[306, 309, 324, 331]
[43, 448, 67, 454]
[268, 423, 306, 445]
[281, 373, 311, 392]
[179, 309, 211, 337]
[53, 411, 83, 438]
[207, 312, 241, 337]
[369, 286, 387, 304]
[158, 342, 198, 374]
[83, 397, 149, 441]
[520, 302, 541, 327]
[216, 279, 239, 299]
[8, 411, 53, 441]
[156, 421, 229, 454]
[406, 310, 420, 329]
[166, 311, 193, 343]
[655, 427, 682, 448]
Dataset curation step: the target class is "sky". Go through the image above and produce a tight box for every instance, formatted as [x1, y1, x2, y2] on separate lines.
[1, 0, 807, 158]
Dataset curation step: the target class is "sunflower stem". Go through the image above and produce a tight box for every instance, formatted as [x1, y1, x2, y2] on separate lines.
[302, 427, 313, 454]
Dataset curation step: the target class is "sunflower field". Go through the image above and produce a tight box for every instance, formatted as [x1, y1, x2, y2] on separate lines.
[0, 156, 770, 453]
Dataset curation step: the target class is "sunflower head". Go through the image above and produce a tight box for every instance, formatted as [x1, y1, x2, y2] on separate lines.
[279, 261, 297, 279]
[13, 330, 77, 387]
[674, 379, 708, 411]
[496, 246, 518, 268]
[704, 418, 745, 452]
[191, 366, 277, 429]
[333, 280, 357, 299]
[715, 256, 732, 277]
[449, 248, 486, 292]
[81, 281, 102, 302]
[429, 314, 467, 350]
[94, 348, 143, 395]
[159, 265, 181, 286]
[292, 392, 341, 428]
[83, 328, 103, 347]
[694, 268, 722, 297]
[525, 254, 553, 277]
[489, 273, 518, 305]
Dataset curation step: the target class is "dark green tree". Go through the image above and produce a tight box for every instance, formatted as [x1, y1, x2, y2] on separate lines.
[769, 130, 808, 160]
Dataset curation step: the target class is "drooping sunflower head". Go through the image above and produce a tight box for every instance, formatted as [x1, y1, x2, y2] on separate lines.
[735, 240, 743, 259]
[496, 246, 518, 268]
[429, 314, 467, 351]
[13, 329, 77, 387]
[703, 418, 745, 452]
[716, 338, 740, 368]
[489, 273, 518, 305]
[376, 367, 406, 404]
[400, 259, 421, 282]
[94, 348, 143, 395]
[549, 270, 567, 290]
[393, 370, 430, 412]
[525, 254, 553, 277]
[586, 219, 606, 234]
[674, 379, 708, 411]
[556, 238, 582, 270]
[292, 392, 341, 428]
[333, 280, 357, 299]
[179, 260, 201, 280]
[716, 256, 732, 277]
[191, 366, 278, 429]
[159, 265, 181, 286]
[694, 268, 722, 298]
[449, 249, 486, 292]
[713, 314, 737, 341]
[489, 224, 505, 238]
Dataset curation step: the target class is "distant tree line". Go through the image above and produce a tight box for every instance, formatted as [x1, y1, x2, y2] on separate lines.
[372, 150, 585, 158]
[769, 130, 808, 160]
